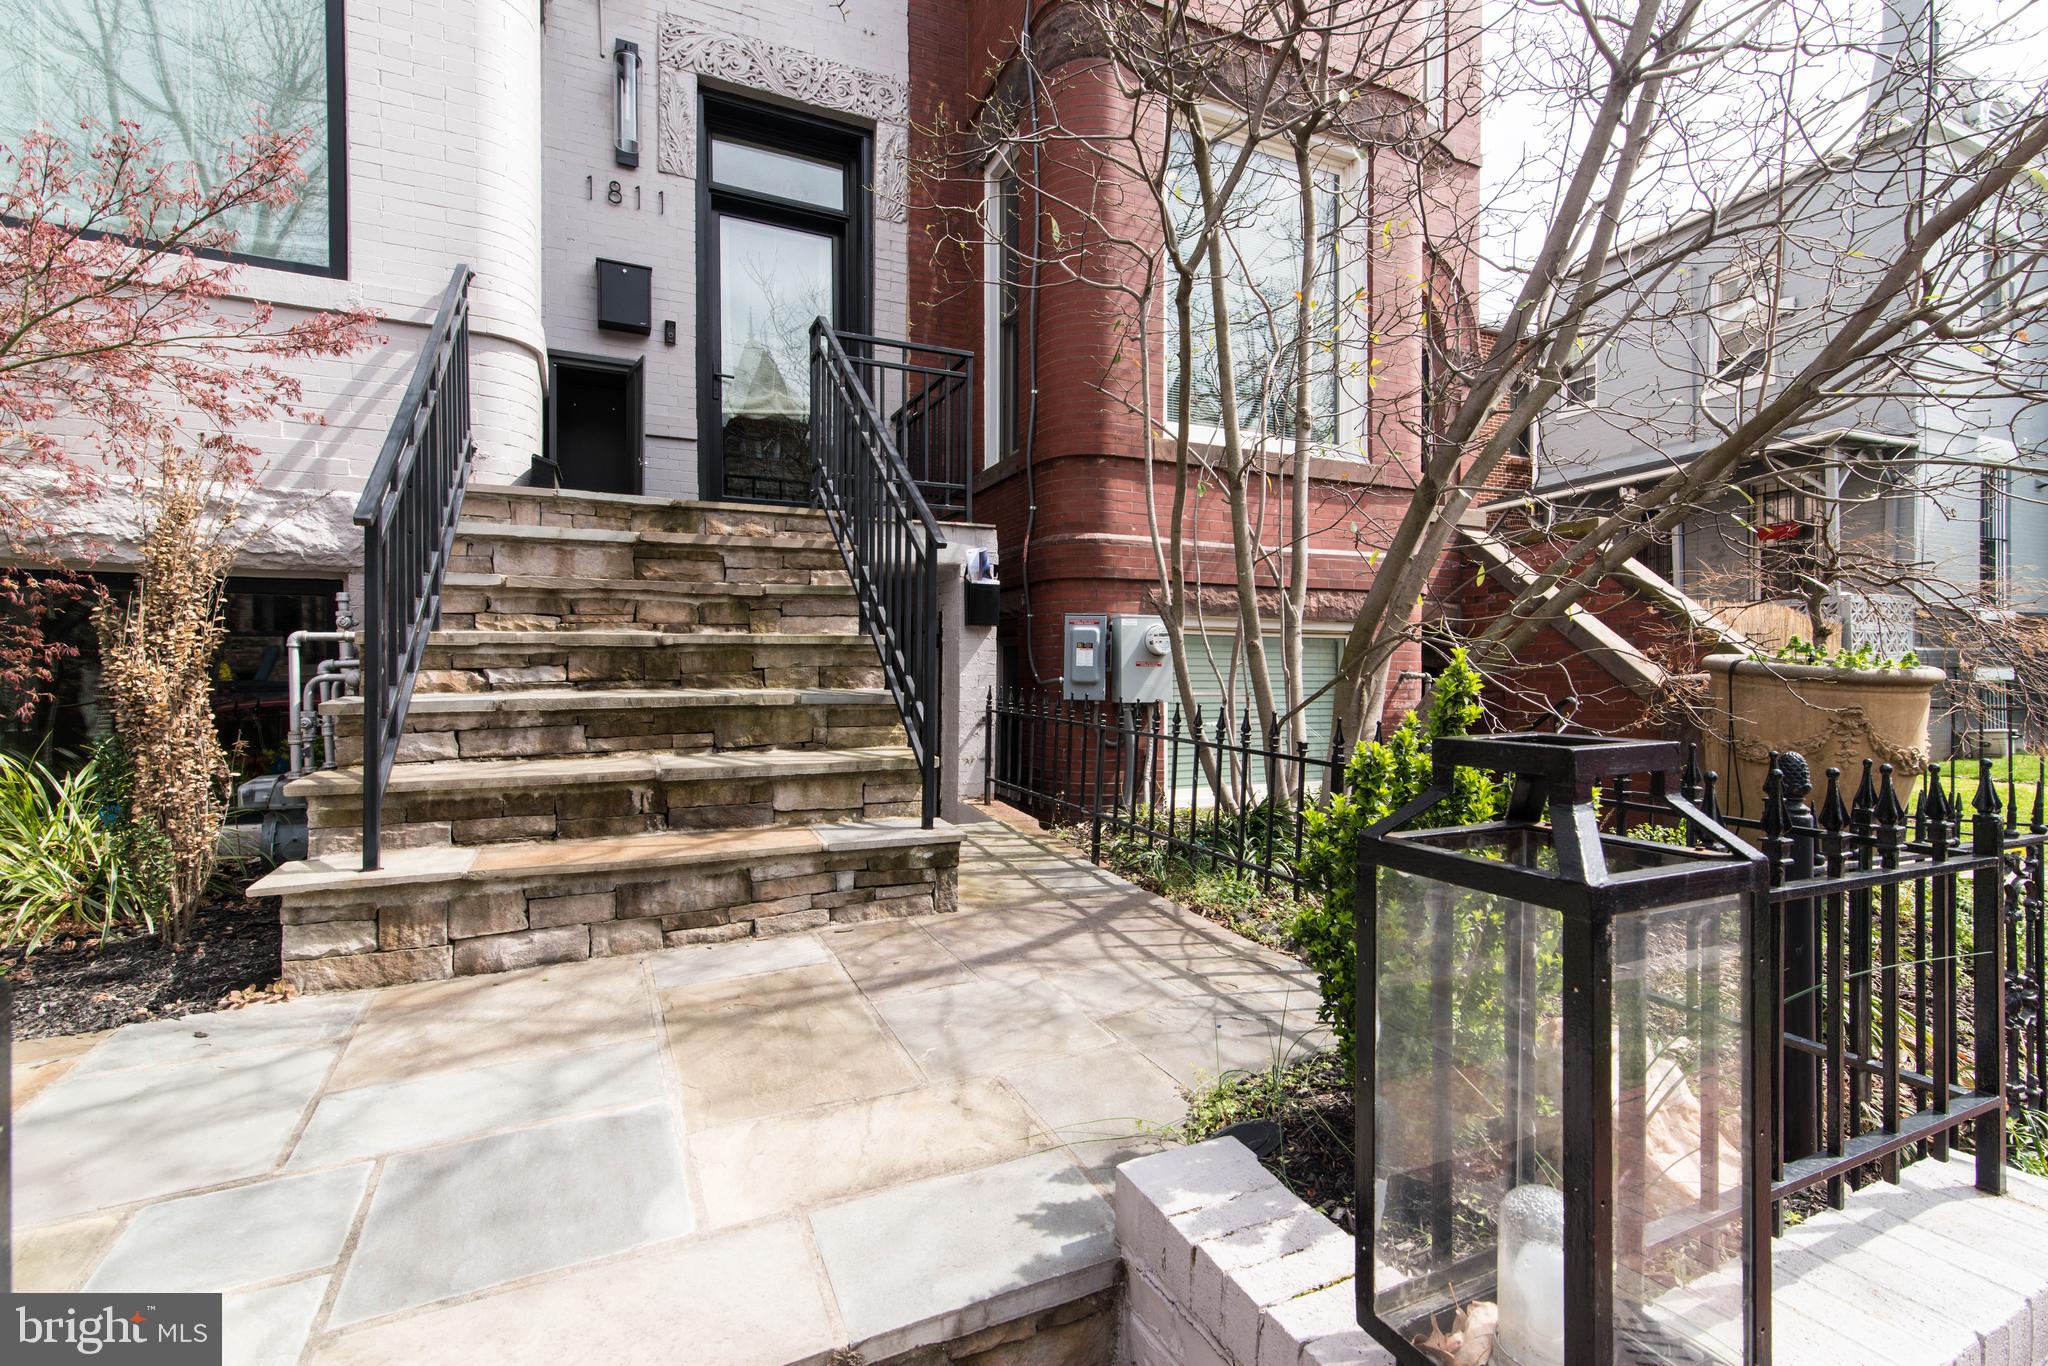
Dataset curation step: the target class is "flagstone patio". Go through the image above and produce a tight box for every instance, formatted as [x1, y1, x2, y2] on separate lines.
[9, 809, 1328, 1366]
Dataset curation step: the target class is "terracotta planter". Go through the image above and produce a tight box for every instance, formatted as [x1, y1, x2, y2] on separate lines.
[1701, 653, 1944, 821]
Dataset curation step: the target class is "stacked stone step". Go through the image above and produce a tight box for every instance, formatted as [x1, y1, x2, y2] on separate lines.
[411, 631, 882, 694]
[298, 745, 926, 856]
[268, 822, 960, 988]
[253, 485, 961, 992]
[441, 492, 855, 634]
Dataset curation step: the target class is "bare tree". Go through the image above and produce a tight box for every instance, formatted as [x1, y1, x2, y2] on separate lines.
[916, 0, 2048, 776]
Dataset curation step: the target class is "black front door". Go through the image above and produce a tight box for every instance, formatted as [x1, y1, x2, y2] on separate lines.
[548, 354, 643, 495]
[698, 95, 868, 505]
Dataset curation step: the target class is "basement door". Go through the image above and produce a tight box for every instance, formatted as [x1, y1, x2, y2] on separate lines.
[698, 94, 870, 506]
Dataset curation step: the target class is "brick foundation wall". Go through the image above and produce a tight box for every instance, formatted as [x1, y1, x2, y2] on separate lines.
[1114, 1139, 1390, 1366]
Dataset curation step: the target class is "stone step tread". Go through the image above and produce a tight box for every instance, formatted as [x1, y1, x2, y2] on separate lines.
[289, 745, 919, 798]
[321, 685, 894, 717]
[249, 817, 960, 899]
[455, 521, 835, 552]
[423, 628, 868, 649]
[444, 573, 850, 600]
[464, 484, 830, 521]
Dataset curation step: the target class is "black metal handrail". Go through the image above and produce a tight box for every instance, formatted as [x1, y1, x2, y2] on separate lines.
[831, 329, 976, 520]
[353, 263, 475, 870]
[810, 319, 945, 826]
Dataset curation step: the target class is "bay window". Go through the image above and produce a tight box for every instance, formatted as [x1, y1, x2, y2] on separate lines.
[0, 0, 345, 274]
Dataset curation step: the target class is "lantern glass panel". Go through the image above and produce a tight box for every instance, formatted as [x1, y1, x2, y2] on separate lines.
[1370, 838, 1566, 1360]
[1609, 892, 1748, 1365]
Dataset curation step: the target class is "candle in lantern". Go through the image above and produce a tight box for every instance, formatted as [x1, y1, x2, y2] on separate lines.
[1495, 1183, 1567, 1366]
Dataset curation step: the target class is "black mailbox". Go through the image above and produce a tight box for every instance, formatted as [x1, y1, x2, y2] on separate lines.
[596, 258, 652, 335]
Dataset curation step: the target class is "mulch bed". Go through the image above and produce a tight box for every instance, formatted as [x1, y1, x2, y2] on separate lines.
[3, 896, 283, 1041]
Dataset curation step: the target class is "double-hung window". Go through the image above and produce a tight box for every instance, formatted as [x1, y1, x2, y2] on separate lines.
[1708, 254, 1777, 387]
[0, 0, 345, 274]
[986, 161, 1023, 466]
[1165, 132, 1341, 445]
[1981, 465, 2012, 605]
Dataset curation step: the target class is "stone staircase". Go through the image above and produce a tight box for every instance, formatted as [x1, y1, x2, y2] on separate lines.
[250, 484, 962, 992]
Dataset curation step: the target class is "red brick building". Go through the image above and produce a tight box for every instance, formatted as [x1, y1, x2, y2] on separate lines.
[904, 0, 1483, 733]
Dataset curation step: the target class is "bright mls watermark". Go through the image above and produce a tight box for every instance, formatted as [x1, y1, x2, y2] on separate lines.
[5, 1295, 222, 1363]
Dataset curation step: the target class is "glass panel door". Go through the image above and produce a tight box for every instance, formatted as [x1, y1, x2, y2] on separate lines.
[714, 215, 835, 504]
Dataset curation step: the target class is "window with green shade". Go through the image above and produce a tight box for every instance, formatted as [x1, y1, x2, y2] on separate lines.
[1168, 633, 1341, 793]
[0, 0, 344, 274]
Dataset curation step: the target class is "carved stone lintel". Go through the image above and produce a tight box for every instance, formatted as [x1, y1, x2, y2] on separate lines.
[655, 18, 910, 223]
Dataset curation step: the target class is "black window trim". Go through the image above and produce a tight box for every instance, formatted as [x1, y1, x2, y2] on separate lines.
[0, 0, 349, 279]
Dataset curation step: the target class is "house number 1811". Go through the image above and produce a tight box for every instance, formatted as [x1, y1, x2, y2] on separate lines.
[585, 176, 664, 213]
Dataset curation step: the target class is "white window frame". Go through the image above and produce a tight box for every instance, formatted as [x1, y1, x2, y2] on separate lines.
[1705, 255, 1778, 394]
[1158, 113, 1364, 460]
[1419, 0, 1447, 127]
[982, 149, 1022, 471]
[1556, 340, 1599, 408]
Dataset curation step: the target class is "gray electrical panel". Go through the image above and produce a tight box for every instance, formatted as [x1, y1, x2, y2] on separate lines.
[1062, 614, 1107, 701]
[1110, 613, 1173, 704]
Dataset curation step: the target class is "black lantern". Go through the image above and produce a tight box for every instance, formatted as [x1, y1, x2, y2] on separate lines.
[1355, 733, 1771, 1366]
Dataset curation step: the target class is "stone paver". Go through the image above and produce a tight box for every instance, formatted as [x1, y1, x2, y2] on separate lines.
[12, 1213, 122, 1292]
[687, 1076, 1050, 1227]
[329, 1104, 694, 1327]
[290, 1039, 664, 1166]
[325, 956, 650, 1090]
[646, 931, 830, 989]
[812, 1149, 1116, 1357]
[1002, 1043, 1187, 1181]
[6, 810, 1356, 1364]
[873, 977, 1117, 1079]
[16, 1046, 337, 1224]
[87, 1164, 371, 1292]
[11, 1031, 110, 1111]
[1100, 998, 1329, 1089]
[304, 1222, 834, 1366]
[70, 996, 368, 1076]
[822, 918, 975, 997]
[227, 1276, 331, 1366]
[662, 963, 918, 1130]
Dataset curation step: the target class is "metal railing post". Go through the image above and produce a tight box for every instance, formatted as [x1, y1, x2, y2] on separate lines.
[1974, 758, 2008, 1193]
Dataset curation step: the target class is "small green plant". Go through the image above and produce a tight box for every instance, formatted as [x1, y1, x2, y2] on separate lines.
[1295, 649, 1504, 1063]
[2011, 1107, 2048, 1180]
[1769, 636, 1920, 671]
[0, 740, 170, 952]
[1096, 806, 1302, 947]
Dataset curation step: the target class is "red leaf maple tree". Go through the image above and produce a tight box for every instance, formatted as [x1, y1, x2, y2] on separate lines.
[0, 118, 380, 719]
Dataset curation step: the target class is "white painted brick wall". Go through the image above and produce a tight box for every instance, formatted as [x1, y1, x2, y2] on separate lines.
[54, 0, 549, 575]
[539, 0, 909, 501]
[208, 0, 545, 571]
[1114, 1140, 1392, 1366]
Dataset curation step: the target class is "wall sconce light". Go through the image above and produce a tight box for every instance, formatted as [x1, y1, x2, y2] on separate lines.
[613, 38, 641, 169]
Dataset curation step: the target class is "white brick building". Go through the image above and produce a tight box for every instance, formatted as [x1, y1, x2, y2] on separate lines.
[5, 0, 917, 568]
[5, 0, 924, 753]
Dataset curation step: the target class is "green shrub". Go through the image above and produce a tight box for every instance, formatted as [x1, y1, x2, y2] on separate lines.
[0, 739, 170, 953]
[2012, 1107, 2048, 1180]
[1293, 650, 1503, 1063]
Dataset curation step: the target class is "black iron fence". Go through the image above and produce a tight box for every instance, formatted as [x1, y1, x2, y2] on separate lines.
[986, 686, 1351, 894]
[354, 263, 474, 871]
[810, 320, 946, 827]
[1645, 748, 2045, 1207]
[989, 686, 2048, 1193]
